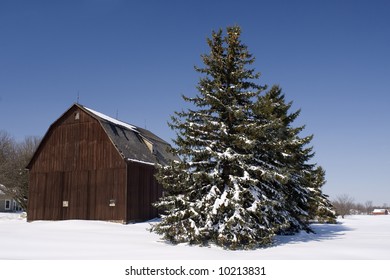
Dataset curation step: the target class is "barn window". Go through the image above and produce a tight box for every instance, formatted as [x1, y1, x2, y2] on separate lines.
[75, 111, 80, 120]
[5, 200, 11, 210]
[109, 199, 116, 207]
[63, 201, 69, 207]
[141, 136, 154, 154]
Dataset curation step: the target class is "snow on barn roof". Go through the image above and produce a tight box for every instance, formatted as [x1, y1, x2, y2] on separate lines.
[84, 106, 138, 133]
[81, 104, 178, 165]
[373, 209, 388, 214]
[27, 103, 178, 169]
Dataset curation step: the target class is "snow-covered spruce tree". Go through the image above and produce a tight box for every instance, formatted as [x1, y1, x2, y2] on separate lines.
[152, 26, 335, 248]
[306, 166, 337, 224]
[252, 85, 316, 234]
[253, 86, 336, 231]
[152, 26, 290, 249]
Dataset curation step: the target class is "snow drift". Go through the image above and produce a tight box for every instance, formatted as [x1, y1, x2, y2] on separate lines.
[0, 213, 389, 260]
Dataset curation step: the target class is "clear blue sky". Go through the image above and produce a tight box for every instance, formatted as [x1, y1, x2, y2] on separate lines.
[1, 0, 389, 205]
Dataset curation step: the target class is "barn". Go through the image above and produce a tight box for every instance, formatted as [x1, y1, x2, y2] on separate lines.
[372, 209, 389, 215]
[26, 103, 178, 223]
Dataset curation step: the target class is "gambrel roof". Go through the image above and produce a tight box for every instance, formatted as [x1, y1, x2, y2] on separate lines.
[82, 105, 177, 165]
[27, 103, 178, 169]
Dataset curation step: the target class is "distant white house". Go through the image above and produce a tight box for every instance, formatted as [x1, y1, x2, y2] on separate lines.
[0, 186, 22, 212]
[372, 209, 389, 215]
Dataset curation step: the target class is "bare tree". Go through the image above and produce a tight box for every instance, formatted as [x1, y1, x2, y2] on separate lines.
[0, 131, 40, 210]
[0, 131, 15, 166]
[0, 131, 16, 192]
[332, 194, 355, 218]
[365, 200, 373, 215]
[355, 203, 365, 215]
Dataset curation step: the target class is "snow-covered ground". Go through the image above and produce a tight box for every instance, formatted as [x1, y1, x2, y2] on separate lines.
[0, 213, 389, 260]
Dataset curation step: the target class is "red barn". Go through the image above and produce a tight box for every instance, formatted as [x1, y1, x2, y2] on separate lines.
[372, 209, 389, 215]
[27, 104, 177, 223]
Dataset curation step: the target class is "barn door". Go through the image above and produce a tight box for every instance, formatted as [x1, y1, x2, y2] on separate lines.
[62, 171, 89, 220]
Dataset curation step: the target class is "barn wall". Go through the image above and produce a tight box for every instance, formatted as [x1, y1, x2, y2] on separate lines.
[126, 161, 162, 222]
[27, 106, 127, 222]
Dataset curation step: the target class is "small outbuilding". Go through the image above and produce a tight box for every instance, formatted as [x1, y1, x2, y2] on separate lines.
[27, 103, 177, 223]
[372, 209, 389, 215]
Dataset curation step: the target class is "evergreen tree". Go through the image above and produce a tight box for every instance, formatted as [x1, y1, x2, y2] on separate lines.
[152, 26, 335, 249]
[153, 26, 287, 249]
[252, 85, 314, 234]
[253, 86, 336, 229]
[306, 166, 337, 223]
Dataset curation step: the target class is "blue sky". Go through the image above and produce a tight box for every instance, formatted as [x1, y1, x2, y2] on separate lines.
[1, 0, 389, 205]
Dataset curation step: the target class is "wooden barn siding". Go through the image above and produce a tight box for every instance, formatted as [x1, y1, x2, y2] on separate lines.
[29, 108, 125, 172]
[126, 161, 162, 222]
[28, 108, 127, 222]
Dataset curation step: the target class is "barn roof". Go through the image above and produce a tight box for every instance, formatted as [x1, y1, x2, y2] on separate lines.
[0, 186, 5, 196]
[80, 104, 178, 165]
[27, 103, 178, 169]
[372, 209, 388, 214]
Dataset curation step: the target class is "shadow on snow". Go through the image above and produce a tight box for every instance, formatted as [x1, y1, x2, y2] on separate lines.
[273, 222, 351, 247]
[147, 218, 352, 251]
